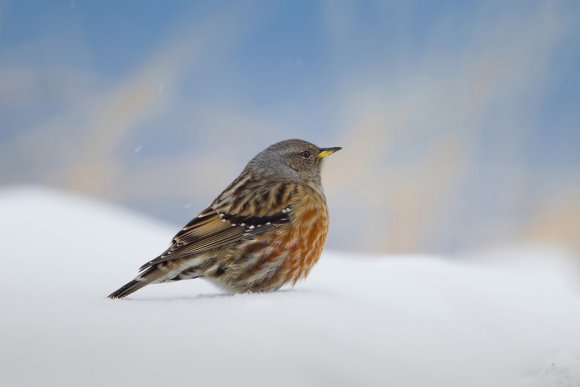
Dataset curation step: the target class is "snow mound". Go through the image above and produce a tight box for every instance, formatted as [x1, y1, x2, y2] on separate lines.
[1, 187, 580, 387]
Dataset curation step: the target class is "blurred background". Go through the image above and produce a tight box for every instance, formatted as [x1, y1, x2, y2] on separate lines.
[1, 0, 579, 255]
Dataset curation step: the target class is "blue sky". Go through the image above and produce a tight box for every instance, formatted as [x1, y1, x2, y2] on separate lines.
[2, 1, 578, 162]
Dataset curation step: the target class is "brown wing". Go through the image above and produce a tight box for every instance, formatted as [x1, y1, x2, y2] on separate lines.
[138, 182, 298, 272]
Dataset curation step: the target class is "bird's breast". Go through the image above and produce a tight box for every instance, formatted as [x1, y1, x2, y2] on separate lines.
[279, 186, 329, 284]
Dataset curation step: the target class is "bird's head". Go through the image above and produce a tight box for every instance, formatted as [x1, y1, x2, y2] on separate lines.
[249, 139, 341, 187]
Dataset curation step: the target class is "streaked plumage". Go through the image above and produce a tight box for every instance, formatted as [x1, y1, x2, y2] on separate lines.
[108, 139, 340, 298]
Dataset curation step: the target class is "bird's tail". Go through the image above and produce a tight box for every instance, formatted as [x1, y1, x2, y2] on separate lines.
[108, 266, 164, 299]
[108, 279, 147, 299]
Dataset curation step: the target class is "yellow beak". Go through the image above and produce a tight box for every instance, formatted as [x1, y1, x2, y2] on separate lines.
[318, 147, 342, 159]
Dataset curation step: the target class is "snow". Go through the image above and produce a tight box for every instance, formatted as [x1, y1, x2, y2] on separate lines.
[1, 187, 580, 387]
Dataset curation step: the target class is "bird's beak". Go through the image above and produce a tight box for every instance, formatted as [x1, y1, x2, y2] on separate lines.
[318, 147, 342, 159]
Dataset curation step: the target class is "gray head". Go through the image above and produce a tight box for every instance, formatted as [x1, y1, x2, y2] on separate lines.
[247, 139, 341, 186]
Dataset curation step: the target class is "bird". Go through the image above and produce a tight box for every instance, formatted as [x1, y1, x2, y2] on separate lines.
[108, 139, 341, 299]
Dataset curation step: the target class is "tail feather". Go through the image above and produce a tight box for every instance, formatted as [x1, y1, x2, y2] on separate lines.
[108, 265, 165, 299]
[109, 257, 206, 299]
[108, 279, 149, 299]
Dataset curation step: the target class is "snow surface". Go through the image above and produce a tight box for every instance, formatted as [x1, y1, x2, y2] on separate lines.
[1, 187, 580, 387]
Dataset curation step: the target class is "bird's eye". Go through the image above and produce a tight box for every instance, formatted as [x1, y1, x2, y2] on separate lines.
[301, 151, 311, 159]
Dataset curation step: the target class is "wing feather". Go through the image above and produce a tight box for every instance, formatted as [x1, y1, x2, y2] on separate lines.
[138, 182, 298, 272]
